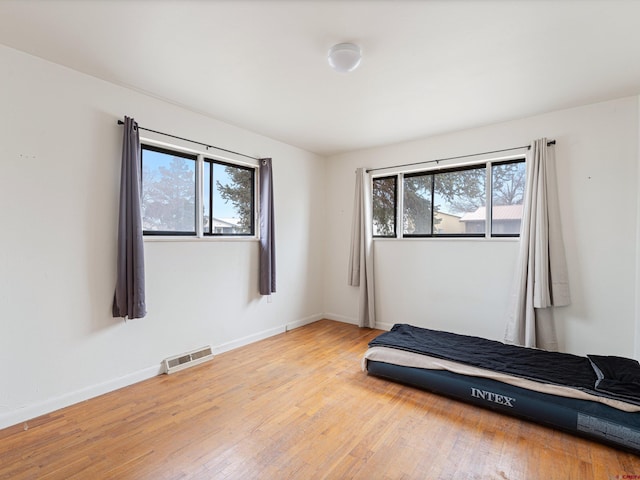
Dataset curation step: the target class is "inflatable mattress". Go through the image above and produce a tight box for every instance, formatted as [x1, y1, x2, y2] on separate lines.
[363, 324, 640, 455]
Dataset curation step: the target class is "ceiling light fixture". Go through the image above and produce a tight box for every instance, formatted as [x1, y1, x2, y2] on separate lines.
[328, 43, 362, 73]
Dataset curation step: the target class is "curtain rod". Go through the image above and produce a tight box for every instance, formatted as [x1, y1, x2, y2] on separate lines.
[117, 119, 260, 161]
[366, 139, 555, 173]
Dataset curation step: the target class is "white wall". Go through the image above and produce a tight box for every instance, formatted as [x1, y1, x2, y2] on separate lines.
[636, 95, 640, 358]
[0, 45, 326, 429]
[324, 96, 640, 358]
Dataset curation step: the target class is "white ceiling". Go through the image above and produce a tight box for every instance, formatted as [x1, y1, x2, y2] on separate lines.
[1, 0, 640, 156]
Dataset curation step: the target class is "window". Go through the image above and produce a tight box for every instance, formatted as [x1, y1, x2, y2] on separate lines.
[141, 144, 256, 237]
[402, 165, 486, 237]
[373, 158, 525, 238]
[372, 176, 396, 237]
[403, 173, 432, 235]
[141, 145, 197, 235]
[203, 160, 255, 236]
[491, 160, 525, 236]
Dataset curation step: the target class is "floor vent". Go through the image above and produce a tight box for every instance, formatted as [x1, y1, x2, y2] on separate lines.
[163, 346, 214, 374]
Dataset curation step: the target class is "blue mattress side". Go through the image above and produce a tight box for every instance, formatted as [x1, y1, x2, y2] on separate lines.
[366, 359, 640, 456]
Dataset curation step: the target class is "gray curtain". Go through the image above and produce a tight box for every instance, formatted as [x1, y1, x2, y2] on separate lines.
[259, 158, 276, 295]
[505, 138, 570, 349]
[348, 168, 376, 328]
[112, 116, 146, 319]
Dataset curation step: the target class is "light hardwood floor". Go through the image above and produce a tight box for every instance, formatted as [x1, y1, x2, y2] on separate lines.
[1, 320, 639, 479]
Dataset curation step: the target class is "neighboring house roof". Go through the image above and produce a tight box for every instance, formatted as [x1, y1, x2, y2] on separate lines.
[459, 204, 523, 222]
[213, 217, 239, 228]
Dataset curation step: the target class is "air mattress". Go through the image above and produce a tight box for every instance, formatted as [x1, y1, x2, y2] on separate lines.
[363, 324, 640, 455]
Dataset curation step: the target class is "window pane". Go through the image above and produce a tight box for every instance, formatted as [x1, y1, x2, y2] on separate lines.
[491, 161, 525, 235]
[403, 174, 432, 235]
[372, 176, 396, 237]
[435, 167, 485, 235]
[212, 162, 254, 235]
[141, 147, 196, 233]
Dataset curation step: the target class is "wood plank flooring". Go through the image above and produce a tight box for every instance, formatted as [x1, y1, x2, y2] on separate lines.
[1, 320, 638, 479]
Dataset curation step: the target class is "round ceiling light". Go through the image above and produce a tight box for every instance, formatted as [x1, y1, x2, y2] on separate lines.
[327, 43, 362, 73]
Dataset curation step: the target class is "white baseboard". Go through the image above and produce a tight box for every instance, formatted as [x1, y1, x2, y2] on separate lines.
[375, 322, 394, 331]
[0, 365, 162, 431]
[212, 325, 286, 355]
[324, 313, 392, 331]
[211, 313, 323, 355]
[286, 313, 324, 331]
[324, 312, 358, 325]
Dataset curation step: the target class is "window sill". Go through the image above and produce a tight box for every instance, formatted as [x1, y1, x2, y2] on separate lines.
[373, 236, 519, 242]
[143, 235, 259, 243]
